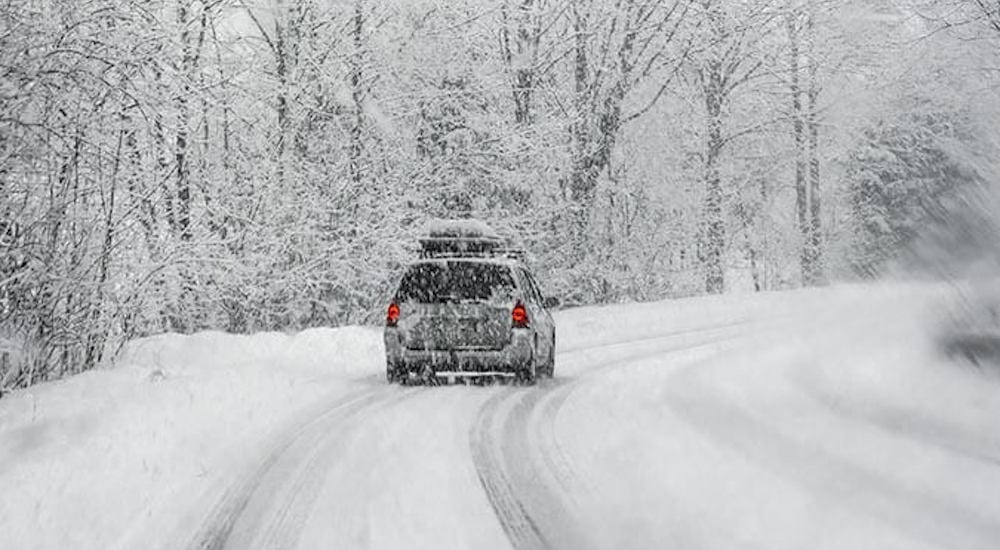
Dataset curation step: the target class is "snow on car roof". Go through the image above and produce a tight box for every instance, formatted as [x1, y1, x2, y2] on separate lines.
[423, 219, 501, 241]
[415, 219, 527, 262]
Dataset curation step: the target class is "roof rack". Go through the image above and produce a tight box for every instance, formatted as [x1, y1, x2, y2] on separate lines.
[418, 239, 525, 260]
[418, 236, 499, 257]
[493, 246, 526, 261]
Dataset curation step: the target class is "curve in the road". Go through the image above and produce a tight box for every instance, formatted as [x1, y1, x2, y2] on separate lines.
[184, 322, 747, 550]
[469, 323, 747, 550]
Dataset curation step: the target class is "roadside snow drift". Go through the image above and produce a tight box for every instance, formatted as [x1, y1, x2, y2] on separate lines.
[552, 284, 1000, 550]
[0, 327, 383, 550]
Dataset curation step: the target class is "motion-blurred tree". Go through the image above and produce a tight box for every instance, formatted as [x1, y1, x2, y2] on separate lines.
[846, 103, 983, 276]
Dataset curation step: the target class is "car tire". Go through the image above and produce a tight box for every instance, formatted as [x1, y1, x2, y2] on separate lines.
[545, 333, 556, 378]
[386, 361, 404, 384]
[516, 355, 537, 386]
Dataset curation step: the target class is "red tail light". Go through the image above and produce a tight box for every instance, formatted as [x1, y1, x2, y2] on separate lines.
[386, 302, 400, 327]
[512, 301, 529, 328]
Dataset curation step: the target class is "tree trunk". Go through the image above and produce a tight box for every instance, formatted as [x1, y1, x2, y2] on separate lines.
[349, 0, 365, 186]
[176, 1, 192, 244]
[569, 1, 593, 250]
[805, 5, 823, 284]
[702, 72, 725, 295]
[788, 12, 810, 286]
[501, 0, 541, 125]
[275, 0, 289, 191]
[152, 63, 176, 236]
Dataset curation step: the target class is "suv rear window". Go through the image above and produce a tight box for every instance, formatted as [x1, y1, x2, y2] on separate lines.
[396, 262, 515, 303]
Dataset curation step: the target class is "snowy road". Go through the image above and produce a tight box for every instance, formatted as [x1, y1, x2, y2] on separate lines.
[178, 322, 746, 550]
[4, 285, 1000, 550]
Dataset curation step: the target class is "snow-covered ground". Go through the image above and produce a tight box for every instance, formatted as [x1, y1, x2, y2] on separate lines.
[0, 327, 383, 549]
[1, 283, 998, 549]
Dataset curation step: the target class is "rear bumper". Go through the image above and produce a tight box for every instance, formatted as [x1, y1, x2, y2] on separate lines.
[384, 329, 533, 374]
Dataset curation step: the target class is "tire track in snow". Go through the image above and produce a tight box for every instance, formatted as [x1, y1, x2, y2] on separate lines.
[470, 389, 554, 550]
[470, 323, 746, 550]
[243, 388, 421, 550]
[558, 319, 749, 355]
[188, 385, 418, 550]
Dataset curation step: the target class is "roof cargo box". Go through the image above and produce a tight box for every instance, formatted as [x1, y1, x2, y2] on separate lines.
[418, 219, 513, 258]
[423, 219, 501, 241]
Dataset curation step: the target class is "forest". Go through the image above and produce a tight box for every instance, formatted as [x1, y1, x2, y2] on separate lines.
[2, 0, 1000, 390]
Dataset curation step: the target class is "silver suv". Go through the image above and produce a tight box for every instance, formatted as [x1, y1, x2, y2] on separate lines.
[383, 221, 556, 385]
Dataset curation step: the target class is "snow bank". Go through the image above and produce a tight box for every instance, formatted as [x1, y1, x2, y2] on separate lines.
[554, 283, 886, 352]
[118, 325, 382, 379]
[553, 282, 1000, 549]
[0, 326, 383, 550]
